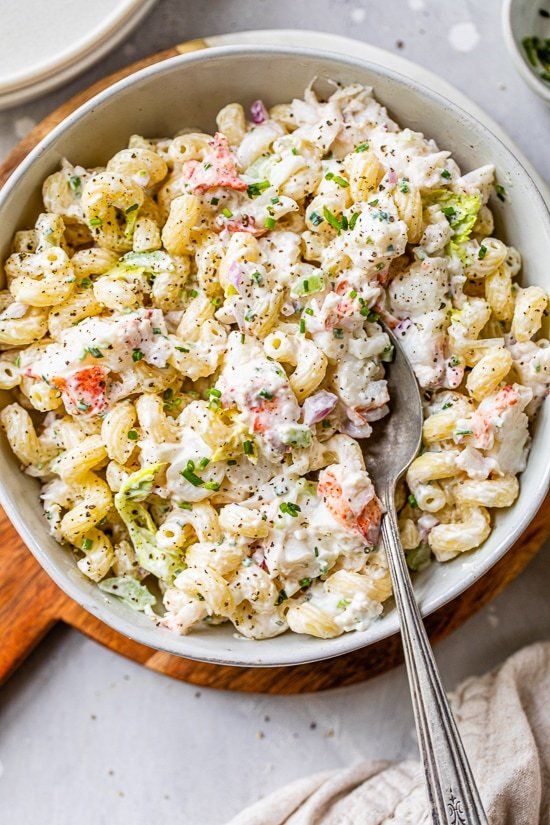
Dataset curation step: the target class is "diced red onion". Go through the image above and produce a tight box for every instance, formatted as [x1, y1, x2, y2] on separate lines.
[302, 391, 338, 425]
[387, 170, 398, 185]
[360, 404, 389, 423]
[418, 514, 439, 541]
[250, 100, 269, 124]
[341, 418, 372, 439]
[227, 261, 244, 292]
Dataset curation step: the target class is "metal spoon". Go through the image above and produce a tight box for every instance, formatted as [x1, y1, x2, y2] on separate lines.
[361, 325, 488, 825]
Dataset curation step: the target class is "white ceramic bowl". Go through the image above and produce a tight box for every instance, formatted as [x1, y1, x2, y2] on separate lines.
[0, 46, 548, 667]
[502, 0, 550, 104]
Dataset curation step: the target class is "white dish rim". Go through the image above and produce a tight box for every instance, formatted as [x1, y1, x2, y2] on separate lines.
[0, 43, 548, 668]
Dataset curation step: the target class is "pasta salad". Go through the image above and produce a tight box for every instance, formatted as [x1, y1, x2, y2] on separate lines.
[0, 83, 547, 640]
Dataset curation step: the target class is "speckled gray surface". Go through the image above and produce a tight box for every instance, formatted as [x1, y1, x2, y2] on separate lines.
[0, 2, 548, 824]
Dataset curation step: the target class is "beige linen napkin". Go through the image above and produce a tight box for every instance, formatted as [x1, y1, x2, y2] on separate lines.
[227, 642, 550, 824]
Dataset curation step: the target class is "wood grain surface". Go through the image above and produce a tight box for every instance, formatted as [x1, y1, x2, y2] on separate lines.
[0, 44, 548, 694]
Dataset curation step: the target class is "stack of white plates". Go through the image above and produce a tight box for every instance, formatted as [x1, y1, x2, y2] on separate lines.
[0, 0, 157, 110]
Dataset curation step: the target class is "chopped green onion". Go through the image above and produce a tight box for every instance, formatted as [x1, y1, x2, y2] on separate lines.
[399, 179, 410, 193]
[299, 318, 306, 334]
[495, 184, 507, 202]
[211, 196, 219, 206]
[259, 389, 274, 400]
[478, 245, 488, 260]
[125, 203, 139, 214]
[178, 502, 192, 510]
[82, 538, 93, 551]
[247, 180, 270, 198]
[132, 349, 144, 362]
[204, 481, 220, 491]
[355, 142, 369, 152]
[299, 577, 312, 588]
[243, 440, 254, 455]
[304, 307, 314, 316]
[264, 216, 276, 230]
[181, 462, 204, 486]
[69, 176, 81, 194]
[323, 206, 343, 233]
[407, 494, 418, 509]
[86, 346, 103, 358]
[276, 589, 288, 604]
[221, 207, 233, 218]
[333, 328, 344, 339]
[349, 212, 359, 230]
[127, 429, 139, 440]
[89, 217, 103, 227]
[441, 169, 451, 180]
[279, 501, 301, 517]
[309, 211, 324, 226]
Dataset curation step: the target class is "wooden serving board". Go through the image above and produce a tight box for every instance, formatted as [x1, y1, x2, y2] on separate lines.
[0, 43, 548, 694]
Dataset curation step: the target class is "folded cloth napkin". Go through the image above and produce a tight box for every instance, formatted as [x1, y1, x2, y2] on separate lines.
[227, 642, 550, 825]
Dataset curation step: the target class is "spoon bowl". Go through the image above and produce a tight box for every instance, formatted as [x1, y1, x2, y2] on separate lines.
[361, 325, 423, 497]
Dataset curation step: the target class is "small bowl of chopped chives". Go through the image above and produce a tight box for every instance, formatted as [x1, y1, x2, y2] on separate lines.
[503, 0, 550, 102]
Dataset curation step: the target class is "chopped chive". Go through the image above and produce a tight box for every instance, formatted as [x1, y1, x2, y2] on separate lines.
[132, 349, 144, 362]
[127, 429, 139, 440]
[291, 147, 298, 155]
[247, 180, 270, 198]
[355, 142, 369, 152]
[349, 212, 359, 230]
[221, 207, 233, 218]
[80, 277, 92, 289]
[204, 481, 220, 491]
[399, 179, 409, 193]
[125, 203, 139, 214]
[299, 318, 306, 334]
[175, 345, 189, 353]
[243, 440, 254, 455]
[86, 346, 103, 358]
[279, 501, 301, 517]
[478, 245, 488, 260]
[304, 307, 314, 316]
[82, 538, 93, 551]
[264, 216, 276, 230]
[259, 389, 274, 400]
[89, 217, 103, 227]
[299, 577, 312, 588]
[178, 502, 192, 510]
[323, 206, 342, 233]
[333, 175, 349, 188]
[407, 494, 418, 509]
[69, 176, 81, 194]
[495, 184, 507, 202]
[441, 169, 451, 180]
[333, 328, 344, 339]
[181, 463, 204, 486]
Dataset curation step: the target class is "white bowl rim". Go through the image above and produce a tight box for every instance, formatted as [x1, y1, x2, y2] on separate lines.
[502, 0, 550, 104]
[0, 44, 548, 668]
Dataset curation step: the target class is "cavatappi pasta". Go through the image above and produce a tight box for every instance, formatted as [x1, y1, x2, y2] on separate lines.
[0, 83, 547, 639]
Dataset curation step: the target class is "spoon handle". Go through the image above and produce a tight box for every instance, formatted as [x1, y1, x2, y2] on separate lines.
[380, 500, 488, 825]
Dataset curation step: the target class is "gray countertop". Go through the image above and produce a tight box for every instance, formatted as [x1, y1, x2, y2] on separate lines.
[0, 2, 548, 823]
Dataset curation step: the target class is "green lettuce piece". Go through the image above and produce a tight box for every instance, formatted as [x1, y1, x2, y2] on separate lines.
[114, 464, 182, 582]
[122, 250, 175, 273]
[98, 576, 156, 612]
[423, 189, 481, 262]
[406, 543, 432, 572]
[104, 262, 145, 281]
[279, 425, 312, 449]
[291, 274, 325, 297]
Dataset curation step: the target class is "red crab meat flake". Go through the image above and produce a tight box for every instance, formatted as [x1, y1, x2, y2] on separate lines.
[182, 133, 246, 195]
[54, 365, 109, 416]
